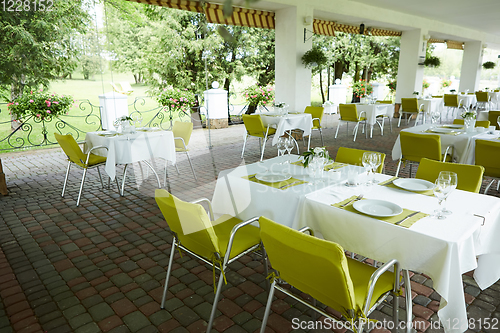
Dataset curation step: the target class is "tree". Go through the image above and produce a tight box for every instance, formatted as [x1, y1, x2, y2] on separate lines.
[0, 0, 91, 101]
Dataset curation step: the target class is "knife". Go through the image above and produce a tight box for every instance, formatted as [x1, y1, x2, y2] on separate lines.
[395, 211, 420, 225]
[279, 181, 301, 189]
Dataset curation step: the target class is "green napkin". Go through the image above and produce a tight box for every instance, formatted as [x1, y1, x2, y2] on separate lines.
[292, 161, 346, 171]
[378, 177, 434, 196]
[423, 129, 461, 136]
[243, 174, 308, 190]
[332, 196, 428, 228]
[98, 133, 121, 137]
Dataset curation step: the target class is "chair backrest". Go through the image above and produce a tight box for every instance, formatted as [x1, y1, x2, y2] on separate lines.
[336, 147, 386, 173]
[475, 140, 500, 178]
[119, 81, 134, 93]
[338, 104, 360, 122]
[400, 131, 442, 163]
[415, 158, 484, 193]
[155, 189, 220, 259]
[452, 119, 491, 128]
[444, 94, 459, 107]
[304, 106, 324, 128]
[172, 121, 193, 148]
[401, 98, 419, 113]
[242, 114, 267, 137]
[54, 133, 88, 167]
[432, 95, 443, 98]
[259, 216, 358, 316]
[376, 100, 392, 104]
[488, 110, 500, 130]
[476, 91, 489, 103]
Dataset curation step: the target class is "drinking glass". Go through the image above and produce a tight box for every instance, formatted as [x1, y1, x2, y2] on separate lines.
[132, 113, 143, 128]
[438, 171, 457, 215]
[432, 178, 451, 220]
[284, 137, 294, 163]
[113, 119, 121, 133]
[362, 152, 373, 185]
[276, 137, 286, 161]
[431, 111, 441, 124]
[369, 153, 381, 183]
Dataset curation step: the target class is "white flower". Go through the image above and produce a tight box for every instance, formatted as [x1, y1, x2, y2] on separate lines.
[313, 147, 324, 155]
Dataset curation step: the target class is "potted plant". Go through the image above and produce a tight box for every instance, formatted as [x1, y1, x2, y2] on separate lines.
[422, 79, 430, 96]
[8, 88, 74, 122]
[301, 47, 328, 69]
[441, 79, 452, 90]
[483, 61, 496, 70]
[351, 80, 373, 103]
[322, 100, 336, 114]
[461, 109, 476, 132]
[301, 146, 332, 168]
[243, 85, 274, 114]
[424, 55, 441, 68]
[155, 87, 196, 113]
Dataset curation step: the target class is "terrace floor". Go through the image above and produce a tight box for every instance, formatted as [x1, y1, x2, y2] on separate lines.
[0, 114, 499, 333]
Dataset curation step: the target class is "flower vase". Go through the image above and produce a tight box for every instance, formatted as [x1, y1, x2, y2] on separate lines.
[121, 121, 135, 134]
[360, 97, 367, 104]
[464, 117, 476, 133]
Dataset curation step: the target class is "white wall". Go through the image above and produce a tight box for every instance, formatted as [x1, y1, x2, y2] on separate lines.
[395, 29, 426, 103]
[459, 41, 483, 92]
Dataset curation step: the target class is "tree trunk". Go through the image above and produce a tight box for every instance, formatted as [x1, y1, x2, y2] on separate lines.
[327, 67, 331, 101]
[334, 61, 344, 82]
[224, 78, 231, 121]
[319, 70, 325, 104]
[352, 63, 361, 102]
[10, 79, 24, 131]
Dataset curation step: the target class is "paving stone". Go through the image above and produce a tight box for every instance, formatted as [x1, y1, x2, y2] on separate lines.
[172, 306, 200, 327]
[122, 311, 150, 332]
[88, 302, 115, 322]
[69, 313, 93, 330]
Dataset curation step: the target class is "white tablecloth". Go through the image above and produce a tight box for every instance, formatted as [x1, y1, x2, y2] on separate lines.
[460, 131, 500, 165]
[295, 179, 500, 333]
[211, 156, 500, 333]
[391, 124, 482, 163]
[260, 113, 313, 145]
[419, 98, 443, 115]
[353, 104, 394, 137]
[458, 94, 477, 109]
[85, 130, 176, 180]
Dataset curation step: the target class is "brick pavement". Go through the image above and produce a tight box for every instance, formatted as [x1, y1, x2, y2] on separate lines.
[0, 116, 499, 333]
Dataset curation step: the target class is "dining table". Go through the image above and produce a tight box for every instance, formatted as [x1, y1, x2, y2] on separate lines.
[458, 94, 477, 109]
[418, 97, 443, 117]
[350, 103, 394, 137]
[211, 155, 500, 333]
[259, 112, 313, 151]
[391, 123, 493, 164]
[85, 128, 176, 195]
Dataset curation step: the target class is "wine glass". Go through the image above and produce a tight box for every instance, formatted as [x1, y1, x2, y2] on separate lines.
[369, 153, 381, 177]
[132, 113, 143, 128]
[431, 111, 441, 124]
[362, 152, 373, 185]
[432, 178, 451, 220]
[276, 137, 286, 162]
[113, 119, 121, 133]
[438, 171, 457, 215]
[284, 137, 294, 163]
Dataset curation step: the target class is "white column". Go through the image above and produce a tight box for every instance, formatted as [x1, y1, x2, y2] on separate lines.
[395, 29, 426, 103]
[459, 41, 483, 92]
[275, 5, 313, 112]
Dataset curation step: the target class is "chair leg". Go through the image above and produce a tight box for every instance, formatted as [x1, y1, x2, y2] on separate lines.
[260, 134, 268, 162]
[207, 270, 226, 333]
[161, 238, 177, 309]
[319, 128, 324, 146]
[335, 121, 341, 139]
[396, 160, 402, 177]
[62, 161, 71, 197]
[403, 270, 413, 333]
[120, 164, 129, 196]
[353, 123, 359, 142]
[97, 166, 104, 189]
[76, 168, 88, 207]
[398, 114, 402, 127]
[485, 179, 495, 194]
[164, 160, 168, 188]
[241, 135, 248, 158]
[185, 151, 197, 181]
[175, 164, 180, 175]
[389, 117, 393, 132]
[259, 279, 277, 333]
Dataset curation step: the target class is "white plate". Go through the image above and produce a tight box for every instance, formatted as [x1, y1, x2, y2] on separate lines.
[393, 178, 434, 192]
[441, 124, 463, 129]
[353, 199, 403, 217]
[255, 172, 291, 183]
[428, 128, 457, 134]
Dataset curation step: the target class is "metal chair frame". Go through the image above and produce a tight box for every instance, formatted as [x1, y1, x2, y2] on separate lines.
[398, 101, 425, 127]
[241, 125, 275, 161]
[160, 208, 267, 333]
[335, 110, 367, 142]
[259, 226, 413, 333]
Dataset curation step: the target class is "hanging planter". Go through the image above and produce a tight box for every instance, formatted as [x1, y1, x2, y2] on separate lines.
[483, 61, 496, 70]
[301, 47, 328, 69]
[424, 55, 441, 68]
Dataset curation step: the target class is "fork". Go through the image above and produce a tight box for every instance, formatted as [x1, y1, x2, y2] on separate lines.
[340, 194, 364, 207]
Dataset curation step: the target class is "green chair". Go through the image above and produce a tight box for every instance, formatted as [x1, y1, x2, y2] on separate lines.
[155, 190, 267, 333]
[452, 119, 490, 128]
[443, 94, 461, 119]
[304, 106, 324, 147]
[258, 217, 411, 333]
[336, 147, 386, 173]
[398, 98, 424, 127]
[487, 111, 500, 130]
[475, 140, 500, 194]
[475, 91, 491, 111]
[415, 158, 484, 193]
[54, 132, 109, 206]
[170, 121, 197, 183]
[375, 101, 393, 134]
[241, 114, 276, 161]
[335, 104, 367, 141]
[396, 131, 453, 177]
